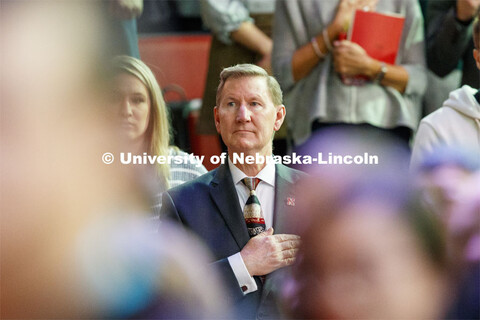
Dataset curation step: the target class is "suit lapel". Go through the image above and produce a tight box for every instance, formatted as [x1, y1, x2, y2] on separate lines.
[261, 164, 299, 304]
[272, 164, 297, 234]
[209, 164, 251, 250]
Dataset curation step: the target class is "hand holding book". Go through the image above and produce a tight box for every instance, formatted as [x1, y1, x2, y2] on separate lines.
[291, 0, 378, 83]
[335, 9, 405, 87]
[333, 40, 377, 78]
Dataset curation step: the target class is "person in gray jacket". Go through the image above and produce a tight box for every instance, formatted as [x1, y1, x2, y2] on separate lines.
[272, 0, 426, 146]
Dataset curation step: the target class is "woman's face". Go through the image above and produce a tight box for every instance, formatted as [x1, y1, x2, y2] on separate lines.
[112, 73, 151, 144]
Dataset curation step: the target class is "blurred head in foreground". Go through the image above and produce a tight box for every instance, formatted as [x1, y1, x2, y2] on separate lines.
[414, 147, 480, 270]
[76, 219, 229, 319]
[281, 129, 449, 319]
[1, 1, 226, 318]
[1, 1, 143, 317]
[414, 147, 479, 219]
[283, 178, 449, 319]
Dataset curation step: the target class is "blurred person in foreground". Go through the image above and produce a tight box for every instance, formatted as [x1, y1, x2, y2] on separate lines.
[0, 1, 226, 318]
[413, 149, 480, 319]
[411, 12, 480, 170]
[414, 147, 479, 220]
[272, 0, 426, 147]
[108, 55, 207, 221]
[444, 170, 480, 319]
[280, 131, 449, 319]
[161, 64, 304, 319]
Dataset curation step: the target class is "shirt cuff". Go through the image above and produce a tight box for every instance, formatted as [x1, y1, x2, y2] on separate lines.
[228, 253, 258, 295]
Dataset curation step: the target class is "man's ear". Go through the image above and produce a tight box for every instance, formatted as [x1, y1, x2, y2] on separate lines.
[273, 105, 286, 132]
[474, 49, 480, 70]
[214, 106, 221, 134]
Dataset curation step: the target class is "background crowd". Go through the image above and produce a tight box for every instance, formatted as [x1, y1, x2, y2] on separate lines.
[1, 0, 479, 319]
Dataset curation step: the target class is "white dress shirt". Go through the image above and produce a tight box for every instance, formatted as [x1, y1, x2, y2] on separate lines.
[226, 157, 276, 294]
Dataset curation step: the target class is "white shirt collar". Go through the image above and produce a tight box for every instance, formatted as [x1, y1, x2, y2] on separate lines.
[228, 157, 276, 187]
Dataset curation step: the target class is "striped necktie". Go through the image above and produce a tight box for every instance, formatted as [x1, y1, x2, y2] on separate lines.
[242, 177, 266, 237]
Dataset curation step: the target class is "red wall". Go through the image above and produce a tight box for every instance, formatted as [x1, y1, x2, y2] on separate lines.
[138, 34, 221, 170]
[139, 34, 212, 102]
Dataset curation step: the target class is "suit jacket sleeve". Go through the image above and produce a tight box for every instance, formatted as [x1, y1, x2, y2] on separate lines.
[160, 190, 255, 301]
[160, 191, 182, 223]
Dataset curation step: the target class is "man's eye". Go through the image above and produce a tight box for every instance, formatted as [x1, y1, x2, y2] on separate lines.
[227, 102, 236, 107]
[251, 101, 260, 107]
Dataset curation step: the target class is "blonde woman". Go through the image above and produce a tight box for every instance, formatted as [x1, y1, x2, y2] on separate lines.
[110, 55, 207, 218]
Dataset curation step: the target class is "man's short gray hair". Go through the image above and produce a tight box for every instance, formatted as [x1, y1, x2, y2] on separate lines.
[216, 64, 283, 107]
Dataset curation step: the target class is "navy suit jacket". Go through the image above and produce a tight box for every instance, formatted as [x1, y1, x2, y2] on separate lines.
[160, 163, 305, 319]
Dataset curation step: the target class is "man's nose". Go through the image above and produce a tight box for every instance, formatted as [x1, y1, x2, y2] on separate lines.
[236, 103, 251, 122]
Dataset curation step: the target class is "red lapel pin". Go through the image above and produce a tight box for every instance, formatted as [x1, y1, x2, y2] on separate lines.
[286, 197, 295, 206]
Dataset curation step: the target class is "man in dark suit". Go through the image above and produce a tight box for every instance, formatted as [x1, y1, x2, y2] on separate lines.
[161, 64, 303, 319]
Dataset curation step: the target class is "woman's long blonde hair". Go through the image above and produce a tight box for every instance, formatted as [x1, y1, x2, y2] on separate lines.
[112, 55, 171, 187]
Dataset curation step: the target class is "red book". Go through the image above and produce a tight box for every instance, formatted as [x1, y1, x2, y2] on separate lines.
[341, 10, 405, 85]
[349, 9, 405, 64]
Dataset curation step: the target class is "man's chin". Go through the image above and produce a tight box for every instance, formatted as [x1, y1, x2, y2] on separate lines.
[227, 141, 255, 153]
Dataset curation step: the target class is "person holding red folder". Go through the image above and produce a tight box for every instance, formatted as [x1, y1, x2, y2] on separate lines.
[272, 0, 426, 147]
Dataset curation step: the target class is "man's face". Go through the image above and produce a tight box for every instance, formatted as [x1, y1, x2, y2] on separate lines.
[214, 76, 285, 156]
